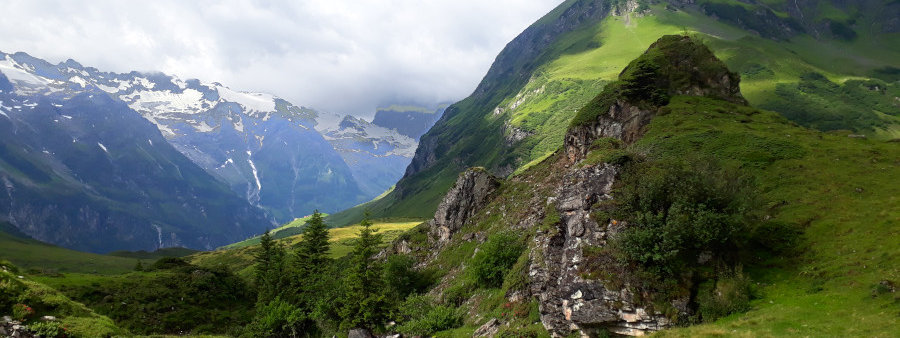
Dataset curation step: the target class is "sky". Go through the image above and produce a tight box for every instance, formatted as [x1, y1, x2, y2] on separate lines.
[0, 0, 564, 117]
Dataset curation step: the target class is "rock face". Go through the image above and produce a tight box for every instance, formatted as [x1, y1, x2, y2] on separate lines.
[530, 164, 679, 336]
[429, 168, 500, 245]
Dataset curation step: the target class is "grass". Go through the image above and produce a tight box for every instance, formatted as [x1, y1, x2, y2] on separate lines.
[222, 213, 328, 249]
[189, 221, 423, 279]
[1, 261, 126, 336]
[0, 228, 143, 274]
[623, 96, 900, 336]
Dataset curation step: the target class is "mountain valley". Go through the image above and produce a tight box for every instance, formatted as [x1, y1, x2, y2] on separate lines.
[1, 0, 899, 337]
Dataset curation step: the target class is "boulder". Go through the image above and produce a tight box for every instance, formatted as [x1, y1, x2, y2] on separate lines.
[429, 167, 500, 245]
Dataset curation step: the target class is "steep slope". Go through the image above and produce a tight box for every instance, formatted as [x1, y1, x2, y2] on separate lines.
[331, 0, 900, 225]
[381, 36, 899, 336]
[0, 68, 273, 253]
[0, 52, 368, 222]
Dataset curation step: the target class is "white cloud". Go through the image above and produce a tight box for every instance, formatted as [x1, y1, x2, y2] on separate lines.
[0, 0, 563, 116]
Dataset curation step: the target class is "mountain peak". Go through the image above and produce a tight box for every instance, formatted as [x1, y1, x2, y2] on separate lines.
[565, 35, 745, 161]
[620, 35, 744, 104]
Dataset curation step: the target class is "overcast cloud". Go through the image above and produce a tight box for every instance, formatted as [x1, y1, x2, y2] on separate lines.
[0, 0, 563, 116]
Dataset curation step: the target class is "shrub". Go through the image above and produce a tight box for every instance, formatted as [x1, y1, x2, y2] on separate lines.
[150, 257, 190, 270]
[696, 268, 753, 322]
[29, 320, 64, 337]
[242, 297, 306, 338]
[382, 254, 435, 302]
[612, 158, 758, 276]
[13, 303, 35, 321]
[469, 233, 526, 288]
[395, 295, 462, 336]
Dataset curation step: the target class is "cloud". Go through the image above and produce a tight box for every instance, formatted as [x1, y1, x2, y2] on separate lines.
[1, 0, 563, 116]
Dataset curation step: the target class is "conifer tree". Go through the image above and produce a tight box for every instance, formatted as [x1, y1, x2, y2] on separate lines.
[339, 213, 387, 331]
[254, 229, 286, 304]
[295, 210, 331, 278]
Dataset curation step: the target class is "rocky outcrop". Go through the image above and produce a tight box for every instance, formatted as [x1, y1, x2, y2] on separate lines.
[564, 35, 745, 162]
[530, 164, 681, 336]
[564, 100, 656, 162]
[429, 168, 500, 245]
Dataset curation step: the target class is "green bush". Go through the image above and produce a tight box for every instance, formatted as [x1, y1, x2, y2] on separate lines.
[382, 254, 436, 303]
[612, 158, 757, 276]
[696, 269, 753, 322]
[395, 295, 462, 336]
[469, 233, 526, 288]
[29, 320, 64, 337]
[150, 256, 190, 270]
[242, 297, 306, 338]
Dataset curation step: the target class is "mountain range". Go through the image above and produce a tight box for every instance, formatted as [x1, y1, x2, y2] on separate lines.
[0, 52, 443, 252]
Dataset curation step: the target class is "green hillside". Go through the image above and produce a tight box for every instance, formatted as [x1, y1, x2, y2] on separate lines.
[1, 260, 126, 336]
[389, 36, 898, 336]
[330, 0, 900, 225]
[0, 224, 143, 275]
[190, 221, 422, 278]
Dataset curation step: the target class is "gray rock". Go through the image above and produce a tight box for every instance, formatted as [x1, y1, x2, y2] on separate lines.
[430, 168, 500, 245]
[530, 164, 680, 336]
[473, 318, 500, 337]
[348, 328, 374, 338]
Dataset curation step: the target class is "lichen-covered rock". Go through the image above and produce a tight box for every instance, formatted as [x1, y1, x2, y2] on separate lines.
[531, 164, 680, 336]
[429, 168, 500, 245]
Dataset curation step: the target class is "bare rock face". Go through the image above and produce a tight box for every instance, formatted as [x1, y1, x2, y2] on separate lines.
[530, 164, 679, 336]
[429, 168, 500, 245]
[565, 100, 656, 162]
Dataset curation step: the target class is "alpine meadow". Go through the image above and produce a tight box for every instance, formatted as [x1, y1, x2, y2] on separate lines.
[1, 0, 898, 337]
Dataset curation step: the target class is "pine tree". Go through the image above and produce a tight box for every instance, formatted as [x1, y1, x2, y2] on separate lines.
[134, 260, 144, 272]
[295, 210, 331, 278]
[339, 213, 387, 331]
[254, 229, 286, 304]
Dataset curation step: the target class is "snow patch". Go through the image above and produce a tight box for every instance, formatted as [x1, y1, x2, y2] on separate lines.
[69, 75, 89, 88]
[217, 85, 275, 113]
[247, 150, 262, 192]
[193, 121, 215, 132]
[123, 88, 206, 116]
[0, 55, 52, 87]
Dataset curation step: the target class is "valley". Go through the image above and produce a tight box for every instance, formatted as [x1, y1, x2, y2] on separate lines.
[1, 0, 899, 337]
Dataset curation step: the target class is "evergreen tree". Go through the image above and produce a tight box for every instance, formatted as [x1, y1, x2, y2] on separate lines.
[339, 213, 387, 331]
[254, 229, 286, 304]
[295, 210, 331, 278]
[287, 210, 333, 335]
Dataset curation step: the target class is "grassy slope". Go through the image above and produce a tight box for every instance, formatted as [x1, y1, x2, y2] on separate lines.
[0, 229, 142, 274]
[222, 214, 327, 249]
[639, 97, 900, 336]
[418, 94, 898, 336]
[1, 262, 125, 336]
[330, 1, 900, 226]
[189, 221, 422, 279]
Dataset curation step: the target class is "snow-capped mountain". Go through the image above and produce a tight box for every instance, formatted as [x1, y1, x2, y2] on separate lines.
[0, 65, 273, 253]
[0, 51, 434, 226]
[314, 113, 418, 196]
